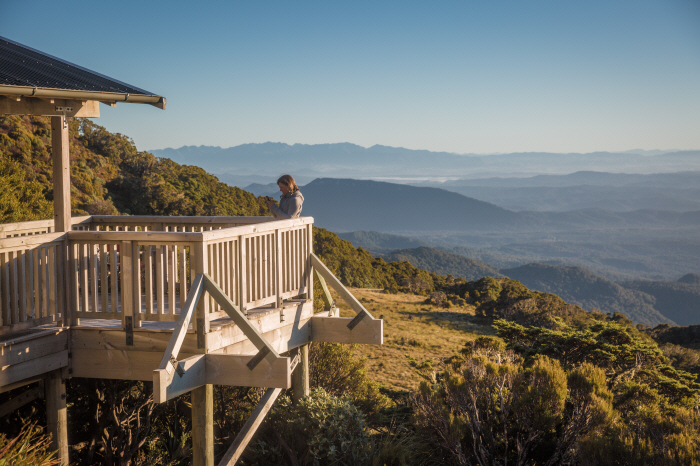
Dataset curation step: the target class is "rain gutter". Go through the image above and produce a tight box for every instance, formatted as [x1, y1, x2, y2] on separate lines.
[0, 85, 166, 110]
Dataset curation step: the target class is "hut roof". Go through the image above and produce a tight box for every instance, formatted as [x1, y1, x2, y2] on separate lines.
[0, 36, 165, 109]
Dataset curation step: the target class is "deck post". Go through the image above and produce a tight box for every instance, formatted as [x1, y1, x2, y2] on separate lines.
[191, 384, 214, 466]
[50, 116, 71, 233]
[292, 344, 310, 402]
[45, 368, 68, 465]
[52, 115, 71, 327]
[194, 241, 210, 348]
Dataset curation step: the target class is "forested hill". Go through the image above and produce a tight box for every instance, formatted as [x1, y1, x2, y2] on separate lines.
[501, 263, 674, 327]
[383, 246, 502, 281]
[0, 115, 268, 221]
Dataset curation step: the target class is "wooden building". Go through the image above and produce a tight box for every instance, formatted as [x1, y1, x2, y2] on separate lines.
[0, 36, 382, 466]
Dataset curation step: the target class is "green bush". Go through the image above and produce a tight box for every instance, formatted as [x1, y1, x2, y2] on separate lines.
[251, 388, 372, 466]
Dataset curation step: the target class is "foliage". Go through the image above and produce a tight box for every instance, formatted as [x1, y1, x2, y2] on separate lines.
[0, 155, 53, 223]
[0, 423, 58, 466]
[309, 342, 388, 417]
[0, 115, 269, 221]
[249, 388, 372, 466]
[67, 379, 155, 466]
[411, 342, 612, 465]
[494, 319, 700, 402]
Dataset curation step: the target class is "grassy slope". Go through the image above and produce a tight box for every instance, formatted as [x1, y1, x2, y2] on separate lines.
[332, 287, 493, 391]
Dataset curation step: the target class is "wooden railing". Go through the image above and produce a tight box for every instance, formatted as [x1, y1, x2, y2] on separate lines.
[0, 215, 314, 333]
[0, 234, 67, 331]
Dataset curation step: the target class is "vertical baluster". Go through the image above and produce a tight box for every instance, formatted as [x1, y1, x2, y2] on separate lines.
[179, 244, 188, 313]
[221, 241, 229, 300]
[100, 244, 108, 313]
[0, 252, 7, 325]
[33, 247, 41, 318]
[260, 235, 266, 299]
[207, 243, 214, 312]
[9, 251, 18, 324]
[18, 250, 27, 322]
[168, 245, 176, 315]
[48, 246, 56, 318]
[306, 224, 313, 299]
[156, 245, 165, 315]
[145, 245, 153, 317]
[81, 244, 89, 315]
[254, 237, 260, 302]
[211, 242, 219, 312]
[19, 250, 28, 322]
[134, 242, 142, 326]
[70, 243, 80, 318]
[239, 236, 247, 313]
[220, 241, 227, 301]
[275, 230, 282, 309]
[55, 244, 64, 320]
[233, 240, 239, 306]
[110, 244, 118, 314]
[247, 238, 253, 305]
[90, 244, 98, 313]
[292, 229, 298, 292]
[39, 247, 47, 318]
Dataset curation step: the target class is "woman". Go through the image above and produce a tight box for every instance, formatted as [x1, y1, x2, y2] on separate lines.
[267, 174, 304, 219]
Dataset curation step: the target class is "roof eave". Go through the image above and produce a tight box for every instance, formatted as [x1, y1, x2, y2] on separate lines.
[0, 85, 166, 110]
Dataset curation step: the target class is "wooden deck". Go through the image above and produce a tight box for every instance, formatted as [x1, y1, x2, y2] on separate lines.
[0, 215, 383, 466]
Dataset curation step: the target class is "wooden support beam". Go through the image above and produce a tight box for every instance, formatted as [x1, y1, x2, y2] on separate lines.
[0, 376, 43, 395]
[310, 316, 383, 345]
[0, 96, 99, 117]
[206, 354, 290, 388]
[292, 344, 309, 402]
[154, 354, 206, 403]
[309, 254, 374, 325]
[51, 116, 71, 233]
[192, 384, 214, 466]
[45, 368, 68, 466]
[0, 384, 43, 418]
[218, 388, 283, 466]
[153, 354, 291, 404]
[0, 350, 69, 386]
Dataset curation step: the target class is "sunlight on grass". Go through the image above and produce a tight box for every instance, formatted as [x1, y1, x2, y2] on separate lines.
[335, 287, 495, 391]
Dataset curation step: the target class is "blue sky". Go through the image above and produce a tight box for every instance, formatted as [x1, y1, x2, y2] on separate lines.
[2, 0, 699, 154]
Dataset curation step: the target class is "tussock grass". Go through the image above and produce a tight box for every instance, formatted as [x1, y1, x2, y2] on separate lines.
[336, 288, 494, 391]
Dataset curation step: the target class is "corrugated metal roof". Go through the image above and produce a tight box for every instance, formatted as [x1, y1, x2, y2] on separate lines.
[0, 35, 154, 95]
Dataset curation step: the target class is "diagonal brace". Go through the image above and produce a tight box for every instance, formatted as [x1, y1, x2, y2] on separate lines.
[310, 253, 374, 328]
[158, 274, 205, 374]
[218, 387, 283, 466]
[203, 274, 280, 366]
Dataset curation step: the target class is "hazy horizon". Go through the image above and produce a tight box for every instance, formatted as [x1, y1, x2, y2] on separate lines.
[3, 0, 699, 155]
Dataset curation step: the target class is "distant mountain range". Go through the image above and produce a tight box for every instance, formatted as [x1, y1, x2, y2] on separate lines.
[359, 244, 699, 327]
[406, 171, 700, 212]
[151, 143, 700, 183]
[300, 178, 700, 233]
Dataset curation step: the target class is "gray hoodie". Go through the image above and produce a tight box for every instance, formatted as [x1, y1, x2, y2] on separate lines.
[270, 191, 304, 219]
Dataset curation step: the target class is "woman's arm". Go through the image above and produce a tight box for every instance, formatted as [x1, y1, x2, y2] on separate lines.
[271, 197, 302, 219]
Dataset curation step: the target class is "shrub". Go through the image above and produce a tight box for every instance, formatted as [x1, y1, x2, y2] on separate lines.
[0, 423, 58, 466]
[251, 388, 372, 466]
